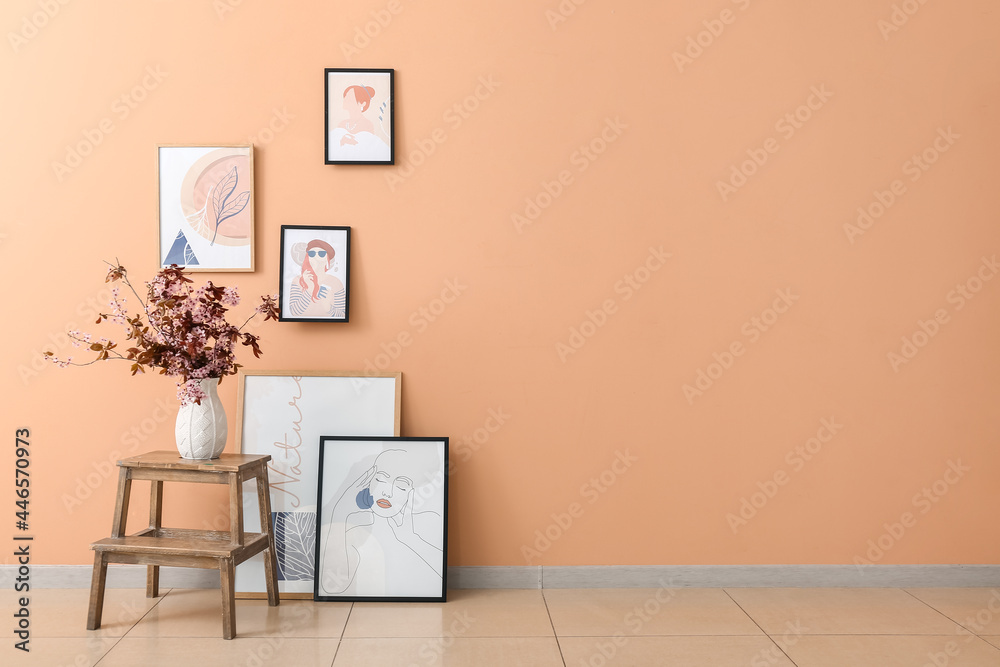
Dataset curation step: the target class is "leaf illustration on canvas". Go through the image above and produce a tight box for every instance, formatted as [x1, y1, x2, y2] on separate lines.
[273, 511, 315, 581]
[210, 166, 250, 245]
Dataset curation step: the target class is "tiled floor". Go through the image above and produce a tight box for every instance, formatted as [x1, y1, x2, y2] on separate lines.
[5, 587, 1000, 665]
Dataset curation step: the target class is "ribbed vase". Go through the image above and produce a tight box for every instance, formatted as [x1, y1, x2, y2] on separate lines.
[175, 378, 228, 459]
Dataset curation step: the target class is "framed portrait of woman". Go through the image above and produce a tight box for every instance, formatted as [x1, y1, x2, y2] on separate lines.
[278, 225, 350, 322]
[315, 436, 448, 602]
[324, 68, 394, 165]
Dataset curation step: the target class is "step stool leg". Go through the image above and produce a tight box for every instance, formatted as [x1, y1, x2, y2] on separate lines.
[146, 479, 163, 597]
[110, 468, 132, 538]
[256, 463, 280, 607]
[86, 551, 108, 630]
[220, 558, 236, 640]
[146, 565, 160, 598]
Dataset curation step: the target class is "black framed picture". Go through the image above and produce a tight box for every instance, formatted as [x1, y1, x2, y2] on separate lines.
[278, 225, 350, 322]
[315, 436, 448, 602]
[325, 68, 394, 165]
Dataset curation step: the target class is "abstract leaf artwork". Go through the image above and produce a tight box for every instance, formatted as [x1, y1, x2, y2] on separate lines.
[211, 167, 250, 245]
[158, 145, 255, 272]
[272, 511, 316, 581]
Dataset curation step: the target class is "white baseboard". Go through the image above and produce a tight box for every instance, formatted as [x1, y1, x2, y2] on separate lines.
[4, 564, 1000, 590]
[1, 564, 220, 589]
[536, 565, 1000, 588]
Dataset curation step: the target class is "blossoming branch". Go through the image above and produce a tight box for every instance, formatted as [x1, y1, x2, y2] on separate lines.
[46, 262, 279, 405]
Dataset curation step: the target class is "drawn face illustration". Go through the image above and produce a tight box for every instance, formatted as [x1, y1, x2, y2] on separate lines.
[306, 247, 329, 273]
[343, 88, 362, 114]
[368, 451, 412, 518]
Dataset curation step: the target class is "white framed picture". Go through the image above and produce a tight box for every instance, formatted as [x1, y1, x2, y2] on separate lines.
[157, 144, 254, 271]
[234, 370, 401, 599]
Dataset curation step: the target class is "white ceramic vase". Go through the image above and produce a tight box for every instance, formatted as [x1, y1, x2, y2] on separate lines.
[175, 378, 228, 459]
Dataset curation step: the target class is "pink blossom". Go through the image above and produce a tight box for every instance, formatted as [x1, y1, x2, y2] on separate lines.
[177, 379, 207, 405]
[54, 264, 272, 396]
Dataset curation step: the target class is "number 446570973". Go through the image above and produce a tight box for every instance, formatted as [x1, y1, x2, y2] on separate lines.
[15, 428, 29, 528]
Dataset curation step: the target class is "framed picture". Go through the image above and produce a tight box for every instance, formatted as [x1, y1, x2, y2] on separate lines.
[278, 225, 350, 322]
[325, 68, 394, 165]
[234, 370, 401, 599]
[315, 436, 448, 602]
[157, 144, 254, 271]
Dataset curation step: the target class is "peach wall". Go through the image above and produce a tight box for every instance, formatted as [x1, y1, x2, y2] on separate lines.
[2, 0, 999, 568]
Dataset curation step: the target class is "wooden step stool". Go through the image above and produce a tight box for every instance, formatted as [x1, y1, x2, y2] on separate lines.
[86, 451, 280, 639]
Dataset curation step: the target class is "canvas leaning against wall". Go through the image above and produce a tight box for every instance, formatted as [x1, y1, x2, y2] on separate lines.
[233, 371, 401, 598]
[315, 437, 448, 602]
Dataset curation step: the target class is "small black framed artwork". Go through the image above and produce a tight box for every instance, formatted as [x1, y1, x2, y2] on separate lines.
[314, 436, 448, 602]
[325, 68, 394, 165]
[278, 225, 350, 322]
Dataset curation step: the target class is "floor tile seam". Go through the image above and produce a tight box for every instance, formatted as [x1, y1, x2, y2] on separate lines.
[88, 634, 126, 667]
[112, 587, 174, 642]
[339, 633, 558, 639]
[88, 632, 1000, 640]
[74, 631, 998, 640]
[92, 590, 177, 667]
[727, 632, 997, 637]
[721, 588, 801, 667]
[103, 633, 863, 640]
[540, 589, 568, 667]
[723, 586, 975, 636]
[899, 587, 991, 637]
[95, 635, 344, 641]
[554, 633, 784, 638]
[327, 601, 352, 667]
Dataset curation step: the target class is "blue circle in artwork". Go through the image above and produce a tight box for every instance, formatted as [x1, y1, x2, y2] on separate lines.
[356, 488, 374, 509]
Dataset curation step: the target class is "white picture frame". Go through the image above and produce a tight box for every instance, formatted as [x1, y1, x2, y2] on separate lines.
[233, 370, 401, 598]
[157, 144, 254, 272]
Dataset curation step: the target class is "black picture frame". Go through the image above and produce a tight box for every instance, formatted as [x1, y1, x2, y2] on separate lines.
[325, 68, 395, 165]
[314, 436, 448, 603]
[278, 225, 350, 322]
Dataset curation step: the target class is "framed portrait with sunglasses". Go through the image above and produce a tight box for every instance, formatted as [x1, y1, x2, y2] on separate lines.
[279, 225, 350, 322]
